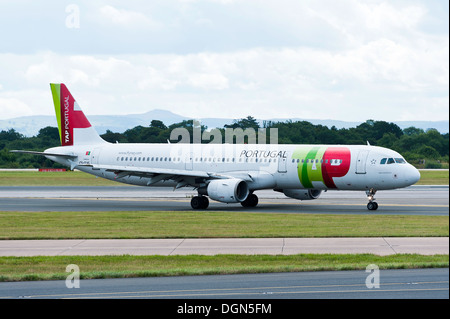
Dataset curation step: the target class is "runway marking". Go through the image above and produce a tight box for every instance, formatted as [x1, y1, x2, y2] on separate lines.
[12, 280, 449, 299]
[74, 288, 449, 298]
[7, 197, 449, 208]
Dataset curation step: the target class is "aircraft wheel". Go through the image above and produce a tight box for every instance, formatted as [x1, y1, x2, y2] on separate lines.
[367, 201, 378, 211]
[200, 196, 209, 209]
[191, 196, 209, 209]
[241, 194, 258, 208]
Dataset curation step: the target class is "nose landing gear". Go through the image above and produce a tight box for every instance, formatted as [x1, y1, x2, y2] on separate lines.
[366, 188, 378, 211]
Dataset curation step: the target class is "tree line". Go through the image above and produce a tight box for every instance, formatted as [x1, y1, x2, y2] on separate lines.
[1, 117, 448, 168]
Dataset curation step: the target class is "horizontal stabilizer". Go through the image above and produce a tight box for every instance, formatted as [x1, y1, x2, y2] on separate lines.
[10, 150, 78, 158]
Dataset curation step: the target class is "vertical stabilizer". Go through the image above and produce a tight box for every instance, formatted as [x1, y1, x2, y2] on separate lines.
[50, 83, 106, 146]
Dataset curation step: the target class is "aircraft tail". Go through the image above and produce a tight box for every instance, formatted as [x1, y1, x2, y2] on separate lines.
[50, 83, 106, 146]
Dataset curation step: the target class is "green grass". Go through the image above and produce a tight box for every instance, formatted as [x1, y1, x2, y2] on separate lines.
[0, 171, 120, 186]
[0, 211, 447, 239]
[417, 169, 449, 185]
[0, 169, 448, 186]
[0, 254, 447, 282]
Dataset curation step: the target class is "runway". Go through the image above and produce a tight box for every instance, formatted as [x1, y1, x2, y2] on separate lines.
[0, 185, 448, 215]
[1, 268, 448, 299]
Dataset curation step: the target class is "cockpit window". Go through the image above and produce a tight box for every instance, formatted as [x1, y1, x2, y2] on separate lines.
[380, 158, 387, 164]
[395, 158, 406, 164]
[387, 158, 395, 164]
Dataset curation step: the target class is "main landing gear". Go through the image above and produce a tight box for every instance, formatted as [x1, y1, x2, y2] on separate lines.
[366, 188, 378, 211]
[240, 193, 259, 208]
[191, 195, 209, 209]
[190, 193, 259, 209]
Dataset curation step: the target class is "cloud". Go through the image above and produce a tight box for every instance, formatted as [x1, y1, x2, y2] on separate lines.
[0, 97, 33, 119]
[1, 36, 447, 122]
[98, 5, 161, 30]
[0, 1, 447, 123]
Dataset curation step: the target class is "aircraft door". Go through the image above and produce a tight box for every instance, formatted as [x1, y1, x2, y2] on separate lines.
[355, 150, 370, 174]
[90, 147, 101, 165]
[185, 151, 193, 170]
[278, 154, 287, 173]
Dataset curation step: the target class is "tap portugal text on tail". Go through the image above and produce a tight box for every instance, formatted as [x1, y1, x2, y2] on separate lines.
[11, 83, 421, 210]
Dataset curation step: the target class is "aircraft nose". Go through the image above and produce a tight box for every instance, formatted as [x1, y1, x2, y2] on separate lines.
[407, 165, 421, 185]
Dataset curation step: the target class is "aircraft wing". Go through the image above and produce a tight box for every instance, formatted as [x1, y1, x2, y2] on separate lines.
[80, 164, 255, 188]
[79, 164, 228, 188]
[87, 164, 208, 178]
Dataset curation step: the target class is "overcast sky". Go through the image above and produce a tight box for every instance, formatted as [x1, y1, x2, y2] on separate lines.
[0, 0, 448, 123]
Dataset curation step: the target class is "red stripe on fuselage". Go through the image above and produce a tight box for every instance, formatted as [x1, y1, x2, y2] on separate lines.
[321, 147, 351, 188]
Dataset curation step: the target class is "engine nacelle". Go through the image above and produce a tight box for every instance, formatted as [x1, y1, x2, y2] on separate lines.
[207, 179, 249, 203]
[283, 189, 322, 200]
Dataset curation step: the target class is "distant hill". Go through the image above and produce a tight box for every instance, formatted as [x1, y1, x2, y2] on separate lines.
[0, 109, 448, 136]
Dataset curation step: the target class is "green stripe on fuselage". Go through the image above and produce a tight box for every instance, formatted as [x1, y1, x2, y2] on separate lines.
[293, 146, 326, 188]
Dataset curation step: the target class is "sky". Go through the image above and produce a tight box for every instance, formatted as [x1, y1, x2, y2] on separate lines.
[0, 0, 448, 123]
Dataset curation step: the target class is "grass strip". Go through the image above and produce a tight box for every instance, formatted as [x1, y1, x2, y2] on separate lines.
[0, 169, 448, 186]
[417, 169, 449, 185]
[0, 171, 119, 186]
[0, 254, 447, 282]
[0, 212, 448, 239]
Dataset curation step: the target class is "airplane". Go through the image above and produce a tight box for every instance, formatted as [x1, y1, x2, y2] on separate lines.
[12, 83, 421, 211]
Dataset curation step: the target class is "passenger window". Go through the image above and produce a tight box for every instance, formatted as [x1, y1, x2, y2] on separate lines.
[387, 158, 395, 164]
[380, 158, 386, 164]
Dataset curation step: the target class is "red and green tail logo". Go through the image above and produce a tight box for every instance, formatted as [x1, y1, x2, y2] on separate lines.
[50, 83, 91, 146]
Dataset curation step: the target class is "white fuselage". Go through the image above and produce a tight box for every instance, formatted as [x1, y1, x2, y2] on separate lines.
[46, 142, 421, 192]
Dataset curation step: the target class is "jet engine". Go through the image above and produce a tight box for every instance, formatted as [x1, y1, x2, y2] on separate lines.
[282, 189, 322, 200]
[207, 178, 249, 203]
